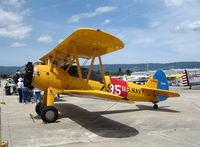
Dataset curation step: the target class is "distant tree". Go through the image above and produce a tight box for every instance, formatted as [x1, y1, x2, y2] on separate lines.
[118, 67, 122, 75]
[126, 69, 131, 75]
[105, 71, 110, 75]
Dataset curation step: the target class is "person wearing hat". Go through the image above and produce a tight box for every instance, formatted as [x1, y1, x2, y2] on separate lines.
[17, 77, 24, 103]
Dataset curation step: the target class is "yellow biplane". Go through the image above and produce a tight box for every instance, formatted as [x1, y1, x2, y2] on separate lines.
[24, 28, 180, 123]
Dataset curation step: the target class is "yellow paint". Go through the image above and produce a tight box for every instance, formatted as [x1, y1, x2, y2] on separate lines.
[167, 74, 183, 81]
[33, 28, 180, 107]
[40, 28, 124, 65]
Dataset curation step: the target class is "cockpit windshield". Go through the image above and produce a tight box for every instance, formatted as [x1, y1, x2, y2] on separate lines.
[63, 65, 102, 82]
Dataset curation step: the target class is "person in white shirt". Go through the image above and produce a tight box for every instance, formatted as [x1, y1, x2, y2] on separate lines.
[17, 78, 24, 103]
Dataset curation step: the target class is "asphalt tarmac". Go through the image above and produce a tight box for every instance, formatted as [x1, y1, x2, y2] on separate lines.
[1, 81, 200, 147]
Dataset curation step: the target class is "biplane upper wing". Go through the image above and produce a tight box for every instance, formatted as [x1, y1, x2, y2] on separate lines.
[40, 28, 124, 65]
[62, 89, 124, 101]
[167, 74, 183, 81]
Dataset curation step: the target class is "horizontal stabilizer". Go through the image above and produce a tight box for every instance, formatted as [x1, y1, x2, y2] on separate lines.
[141, 87, 180, 98]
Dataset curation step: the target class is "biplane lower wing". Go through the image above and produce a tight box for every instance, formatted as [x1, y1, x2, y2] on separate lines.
[62, 90, 124, 101]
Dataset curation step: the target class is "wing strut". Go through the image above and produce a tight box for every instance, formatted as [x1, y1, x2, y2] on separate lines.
[86, 56, 95, 83]
[98, 56, 107, 91]
[71, 42, 83, 80]
[65, 57, 75, 73]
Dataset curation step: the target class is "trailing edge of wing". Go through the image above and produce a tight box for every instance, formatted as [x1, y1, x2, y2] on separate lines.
[141, 87, 180, 98]
[62, 90, 124, 100]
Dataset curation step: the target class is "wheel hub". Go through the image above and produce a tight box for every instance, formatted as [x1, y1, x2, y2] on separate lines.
[45, 110, 55, 121]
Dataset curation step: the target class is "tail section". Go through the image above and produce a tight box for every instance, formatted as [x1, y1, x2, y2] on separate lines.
[182, 70, 189, 86]
[145, 70, 169, 101]
[145, 70, 169, 90]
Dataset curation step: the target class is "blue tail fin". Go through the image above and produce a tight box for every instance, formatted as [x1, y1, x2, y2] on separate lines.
[153, 70, 169, 101]
[153, 70, 169, 90]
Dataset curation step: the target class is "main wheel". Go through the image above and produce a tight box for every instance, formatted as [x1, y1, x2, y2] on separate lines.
[40, 106, 58, 123]
[35, 102, 44, 116]
[153, 104, 158, 110]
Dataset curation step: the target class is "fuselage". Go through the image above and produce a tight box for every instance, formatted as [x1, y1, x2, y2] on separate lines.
[32, 65, 154, 103]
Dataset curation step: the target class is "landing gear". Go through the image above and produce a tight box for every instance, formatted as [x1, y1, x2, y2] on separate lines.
[35, 102, 44, 115]
[153, 103, 158, 110]
[40, 106, 58, 123]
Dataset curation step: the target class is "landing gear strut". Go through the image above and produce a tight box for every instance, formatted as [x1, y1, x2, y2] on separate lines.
[40, 106, 58, 123]
[153, 103, 158, 110]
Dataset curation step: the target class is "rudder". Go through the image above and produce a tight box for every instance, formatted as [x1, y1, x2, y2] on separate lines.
[145, 70, 169, 101]
[182, 69, 189, 86]
[153, 70, 169, 90]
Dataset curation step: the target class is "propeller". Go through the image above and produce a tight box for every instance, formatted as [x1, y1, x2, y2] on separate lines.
[24, 62, 34, 89]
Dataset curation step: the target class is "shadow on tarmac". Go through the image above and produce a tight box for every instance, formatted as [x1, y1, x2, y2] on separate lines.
[33, 103, 179, 138]
[55, 103, 139, 138]
[136, 105, 180, 113]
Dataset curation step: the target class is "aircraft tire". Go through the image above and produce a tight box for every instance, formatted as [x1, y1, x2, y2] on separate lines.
[40, 106, 58, 123]
[153, 104, 158, 110]
[35, 102, 44, 116]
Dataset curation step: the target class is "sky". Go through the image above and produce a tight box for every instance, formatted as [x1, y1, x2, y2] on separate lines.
[0, 0, 200, 66]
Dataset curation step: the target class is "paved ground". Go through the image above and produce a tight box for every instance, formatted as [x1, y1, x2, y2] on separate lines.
[1, 81, 200, 147]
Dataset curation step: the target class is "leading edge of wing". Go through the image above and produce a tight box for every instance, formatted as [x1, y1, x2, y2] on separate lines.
[141, 87, 180, 98]
[39, 28, 124, 64]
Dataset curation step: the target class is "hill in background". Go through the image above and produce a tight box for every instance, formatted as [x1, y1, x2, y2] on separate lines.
[0, 66, 23, 75]
[92, 62, 200, 73]
[1, 62, 200, 76]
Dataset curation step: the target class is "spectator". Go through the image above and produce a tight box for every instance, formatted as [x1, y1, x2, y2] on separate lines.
[17, 78, 24, 103]
[33, 88, 41, 103]
[22, 86, 32, 104]
[13, 70, 21, 85]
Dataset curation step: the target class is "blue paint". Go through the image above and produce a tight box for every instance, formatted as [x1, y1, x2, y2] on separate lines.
[153, 70, 169, 102]
[156, 93, 167, 101]
[153, 70, 169, 90]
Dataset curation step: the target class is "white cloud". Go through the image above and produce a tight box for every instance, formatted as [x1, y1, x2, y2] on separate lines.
[150, 21, 161, 28]
[68, 6, 118, 23]
[0, 1, 31, 39]
[68, 15, 80, 23]
[10, 42, 26, 48]
[37, 35, 53, 43]
[0, 9, 32, 39]
[103, 19, 112, 25]
[94, 6, 118, 14]
[164, 0, 183, 8]
[0, 9, 23, 25]
[0, 24, 31, 39]
[0, 0, 25, 8]
[176, 20, 200, 32]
